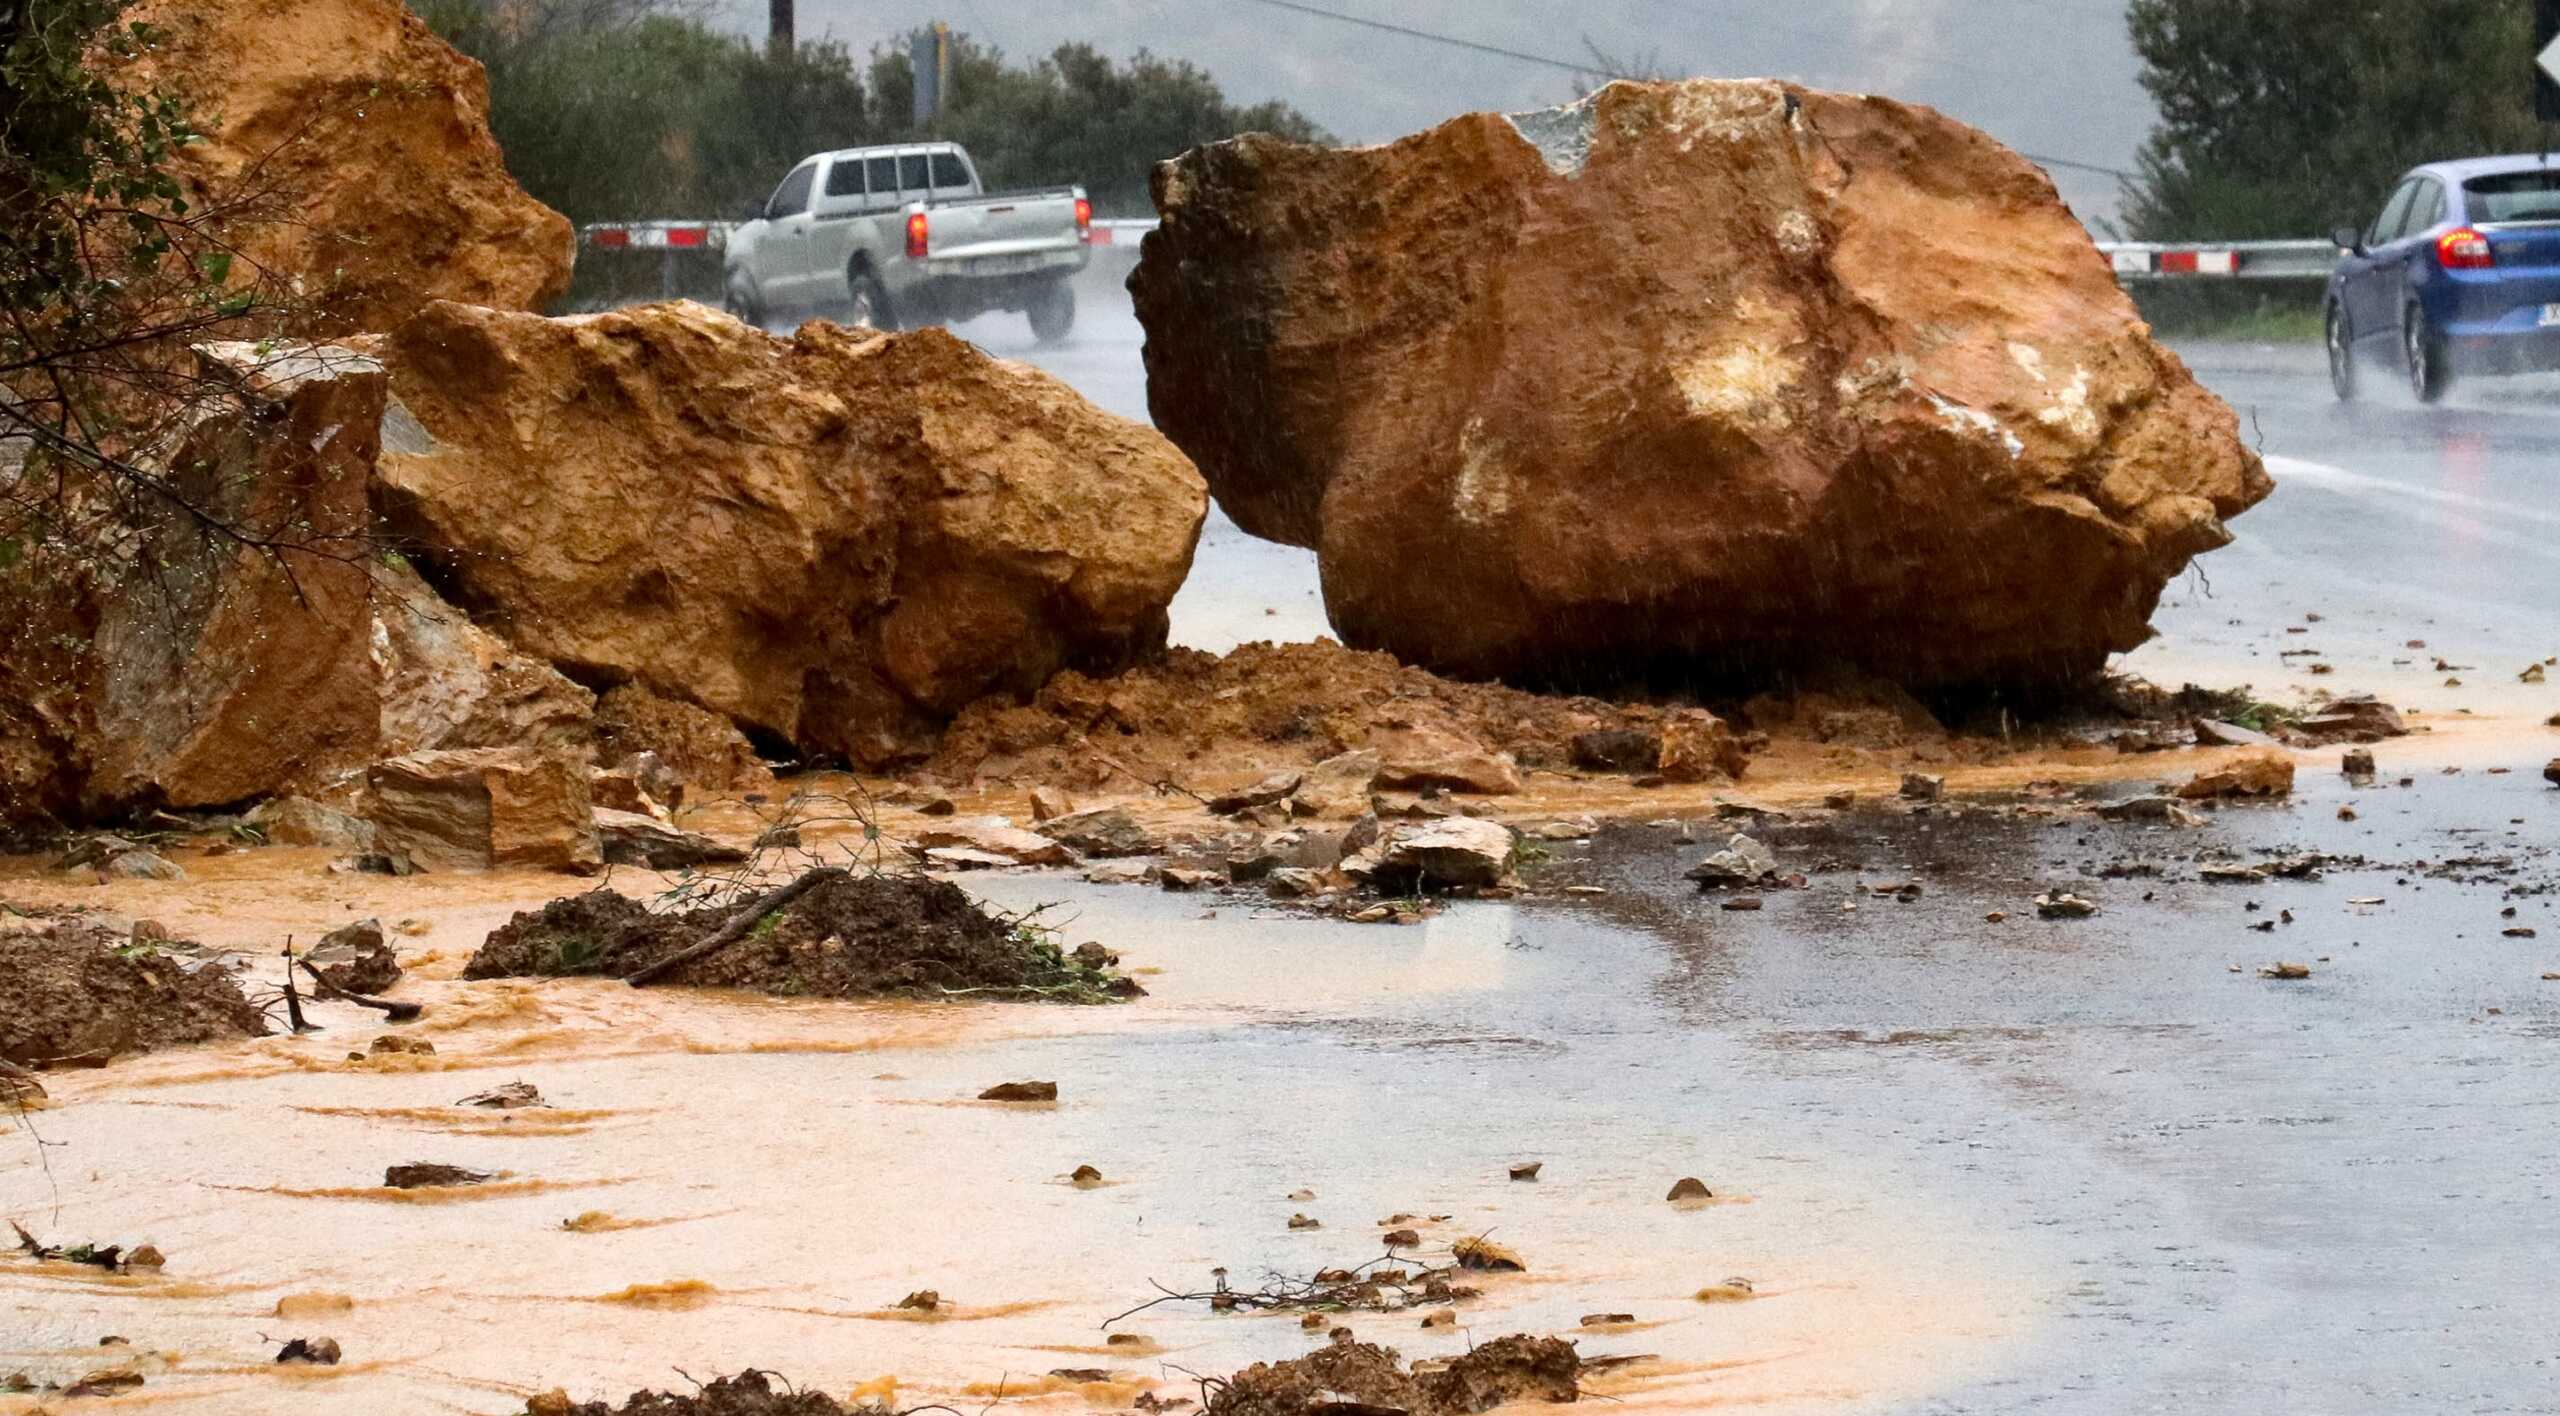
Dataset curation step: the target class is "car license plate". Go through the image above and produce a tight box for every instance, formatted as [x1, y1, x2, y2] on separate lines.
[971, 253, 1047, 276]
[2541, 303, 2560, 328]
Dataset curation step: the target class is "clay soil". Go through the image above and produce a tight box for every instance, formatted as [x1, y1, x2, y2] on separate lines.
[1206, 1335, 1582, 1416]
[464, 871, 1120, 1000]
[540, 1370, 878, 1416]
[0, 916, 269, 1068]
[933, 640, 1698, 787]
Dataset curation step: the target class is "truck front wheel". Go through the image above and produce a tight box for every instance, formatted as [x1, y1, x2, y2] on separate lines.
[1027, 281, 1075, 345]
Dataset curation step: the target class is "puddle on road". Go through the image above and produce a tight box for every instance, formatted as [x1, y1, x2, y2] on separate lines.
[3, 863, 2039, 1414]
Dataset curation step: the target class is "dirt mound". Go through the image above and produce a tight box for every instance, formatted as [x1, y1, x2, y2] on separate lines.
[534, 1370, 875, 1416]
[465, 873, 1124, 1000]
[930, 640, 1670, 789]
[1133, 79, 2268, 690]
[1207, 1335, 1581, 1416]
[0, 920, 268, 1068]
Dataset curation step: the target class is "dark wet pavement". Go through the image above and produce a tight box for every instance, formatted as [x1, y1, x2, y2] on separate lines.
[936, 310, 2560, 1410]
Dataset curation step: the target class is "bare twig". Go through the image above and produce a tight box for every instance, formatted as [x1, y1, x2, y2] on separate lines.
[625, 866, 847, 986]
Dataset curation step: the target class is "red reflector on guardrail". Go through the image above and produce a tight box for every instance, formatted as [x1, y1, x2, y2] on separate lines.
[588, 227, 630, 249]
[664, 226, 707, 249]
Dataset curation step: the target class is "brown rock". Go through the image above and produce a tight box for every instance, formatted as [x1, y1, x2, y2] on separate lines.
[2544, 757, 2560, 787]
[372, 304, 1206, 768]
[129, 0, 571, 334]
[248, 796, 377, 851]
[33, 345, 385, 818]
[364, 748, 599, 872]
[306, 918, 400, 995]
[1036, 806, 1154, 857]
[593, 809, 748, 870]
[373, 558, 595, 761]
[1208, 771, 1301, 814]
[587, 764, 670, 820]
[1657, 710, 1748, 784]
[1029, 786, 1075, 822]
[1571, 727, 1662, 772]
[594, 684, 771, 798]
[910, 817, 1075, 867]
[1372, 725, 1523, 795]
[1132, 80, 2269, 689]
[383, 1163, 491, 1189]
[1291, 750, 1382, 819]
[2177, 749, 2296, 800]
[978, 1081, 1058, 1102]
[2292, 696, 2408, 744]
[1666, 1177, 1713, 1201]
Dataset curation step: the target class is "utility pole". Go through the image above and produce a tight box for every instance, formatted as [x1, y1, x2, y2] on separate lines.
[768, 0, 793, 57]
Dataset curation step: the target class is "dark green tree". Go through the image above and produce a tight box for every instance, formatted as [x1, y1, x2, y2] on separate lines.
[2125, 0, 2546, 240]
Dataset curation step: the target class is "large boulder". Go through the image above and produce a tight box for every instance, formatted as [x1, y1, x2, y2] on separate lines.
[3, 344, 386, 819]
[373, 558, 596, 760]
[371, 302, 1207, 767]
[130, 0, 573, 333]
[1132, 79, 2272, 689]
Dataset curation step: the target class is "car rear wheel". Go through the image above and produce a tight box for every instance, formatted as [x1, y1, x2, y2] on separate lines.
[2403, 306, 2450, 404]
[1026, 281, 1075, 345]
[2325, 302, 2357, 402]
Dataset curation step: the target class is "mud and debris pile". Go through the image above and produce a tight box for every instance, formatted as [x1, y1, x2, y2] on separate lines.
[465, 872, 1130, 999]
[930, 639, 1734, 791]
[527, 1370, 876, 1416]
[371, 302, 1208, 770]
[0, 915, 267, 1068]
[1133, 78, 2271, 690]
[129, 0, 574, 332]
[1206, 1335, 1581, 1416]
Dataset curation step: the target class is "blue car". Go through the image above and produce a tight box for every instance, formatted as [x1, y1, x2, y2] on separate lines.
[2326, 154, 2560, 402]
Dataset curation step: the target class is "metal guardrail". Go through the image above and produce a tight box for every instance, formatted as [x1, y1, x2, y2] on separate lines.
[2094, 239, 2338, 282]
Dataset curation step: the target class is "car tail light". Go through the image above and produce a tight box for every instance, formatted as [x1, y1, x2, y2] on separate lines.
[2437, 227, 2493, 269]
[1074, 196, 1093, 244]
[905, 211, 929, 260]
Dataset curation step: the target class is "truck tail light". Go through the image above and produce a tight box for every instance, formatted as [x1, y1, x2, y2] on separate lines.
[1074, 196, 1093, 244]
[2437, 227, 2493, 269]
[905, 211, 929, 260]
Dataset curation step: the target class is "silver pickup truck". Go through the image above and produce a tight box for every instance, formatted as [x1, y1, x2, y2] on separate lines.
[722, 141, 1091, 342]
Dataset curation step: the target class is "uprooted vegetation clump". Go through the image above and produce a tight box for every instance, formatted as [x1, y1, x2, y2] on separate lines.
[531, 1370, 883, 1415]
[0, 914, 268, 1068]
[1204, 1334, 1581, 1416]
[464, 871, 1133, 1002]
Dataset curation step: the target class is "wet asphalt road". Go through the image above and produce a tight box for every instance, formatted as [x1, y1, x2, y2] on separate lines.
[941, 303, 2560, 1411]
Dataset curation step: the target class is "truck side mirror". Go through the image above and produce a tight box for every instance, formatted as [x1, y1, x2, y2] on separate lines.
[740, 199, 769, 222]
[2331, 225, 2363, 255]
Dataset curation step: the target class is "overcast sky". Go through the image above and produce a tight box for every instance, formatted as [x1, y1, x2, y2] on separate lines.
[719, 0, 2154, 227]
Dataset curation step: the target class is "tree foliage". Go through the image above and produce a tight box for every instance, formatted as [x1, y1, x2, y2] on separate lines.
[2124, 0, 2547, 240]
[410, 1, 1328, 223]
[2, 0, 301, 576]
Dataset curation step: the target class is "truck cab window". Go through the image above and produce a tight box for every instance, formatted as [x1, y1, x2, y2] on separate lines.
[866, 157, 898, 205]
[822, 161, 864, 198]
[769, 163, 815, 218]
[899, 154, 931, 192]
[930, 151, 971, 189]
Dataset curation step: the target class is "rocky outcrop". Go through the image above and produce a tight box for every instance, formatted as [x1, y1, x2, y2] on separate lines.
[364, 747, 598, 872]
[1133, 79, 2271, 689]
[130, 0, 573, 332]
[374, 558, 595, 760]
[1, 345, 385, 823]
[372, 301, 1207, 767]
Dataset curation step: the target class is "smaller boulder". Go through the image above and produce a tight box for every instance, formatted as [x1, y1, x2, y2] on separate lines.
[457, 1082, 544, 1109]
[1028, 786, 1075, 822]
[1899, 772, 1945, 802]
[306, 919, 400, 995]
[275, 1338, 341, 1365]
[1208, 771, 1301, 815]
[97, 849, 185, 883]
[594, 809, 749, 870]
[2177, 749, 2296, 800]
[1372, 726, 1522, 796]
[365, 748, 599, 873]
[1369, 818, 1516, 890]
[383, 1163, 492, 1189]
[1685, 833, 1777, 889]
[979, 1080, 1058, 1102]
[249, 797, 376, 851]
[1291, 750, 1381, 819]
[910, 817, 1075, 867]
[1657, 711, 1747, 784]
[1571, 727, 1662, 773]
[2291, 696, 2407, 744]
[1266, 867, 1327, 899]
[1037, 806, 1153, 858]
[2543, 757, 2560, 787]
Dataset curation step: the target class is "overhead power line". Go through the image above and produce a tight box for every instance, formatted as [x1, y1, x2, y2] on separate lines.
[1230, 0, 2135, 181]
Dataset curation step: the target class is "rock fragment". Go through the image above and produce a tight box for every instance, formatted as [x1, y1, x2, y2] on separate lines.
[2177, 749, 2296, 800]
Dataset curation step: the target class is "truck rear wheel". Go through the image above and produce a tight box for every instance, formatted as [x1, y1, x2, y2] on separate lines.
[1027, 281, 1075, 345]
[845, 267, 895, 332]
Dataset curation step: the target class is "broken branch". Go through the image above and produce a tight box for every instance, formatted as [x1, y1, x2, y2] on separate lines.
[295, 959, 424, 1023]
[625, 866, 847, 987]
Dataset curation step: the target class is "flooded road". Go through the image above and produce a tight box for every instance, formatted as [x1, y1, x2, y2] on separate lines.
[7, 305, 2558, 1413]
